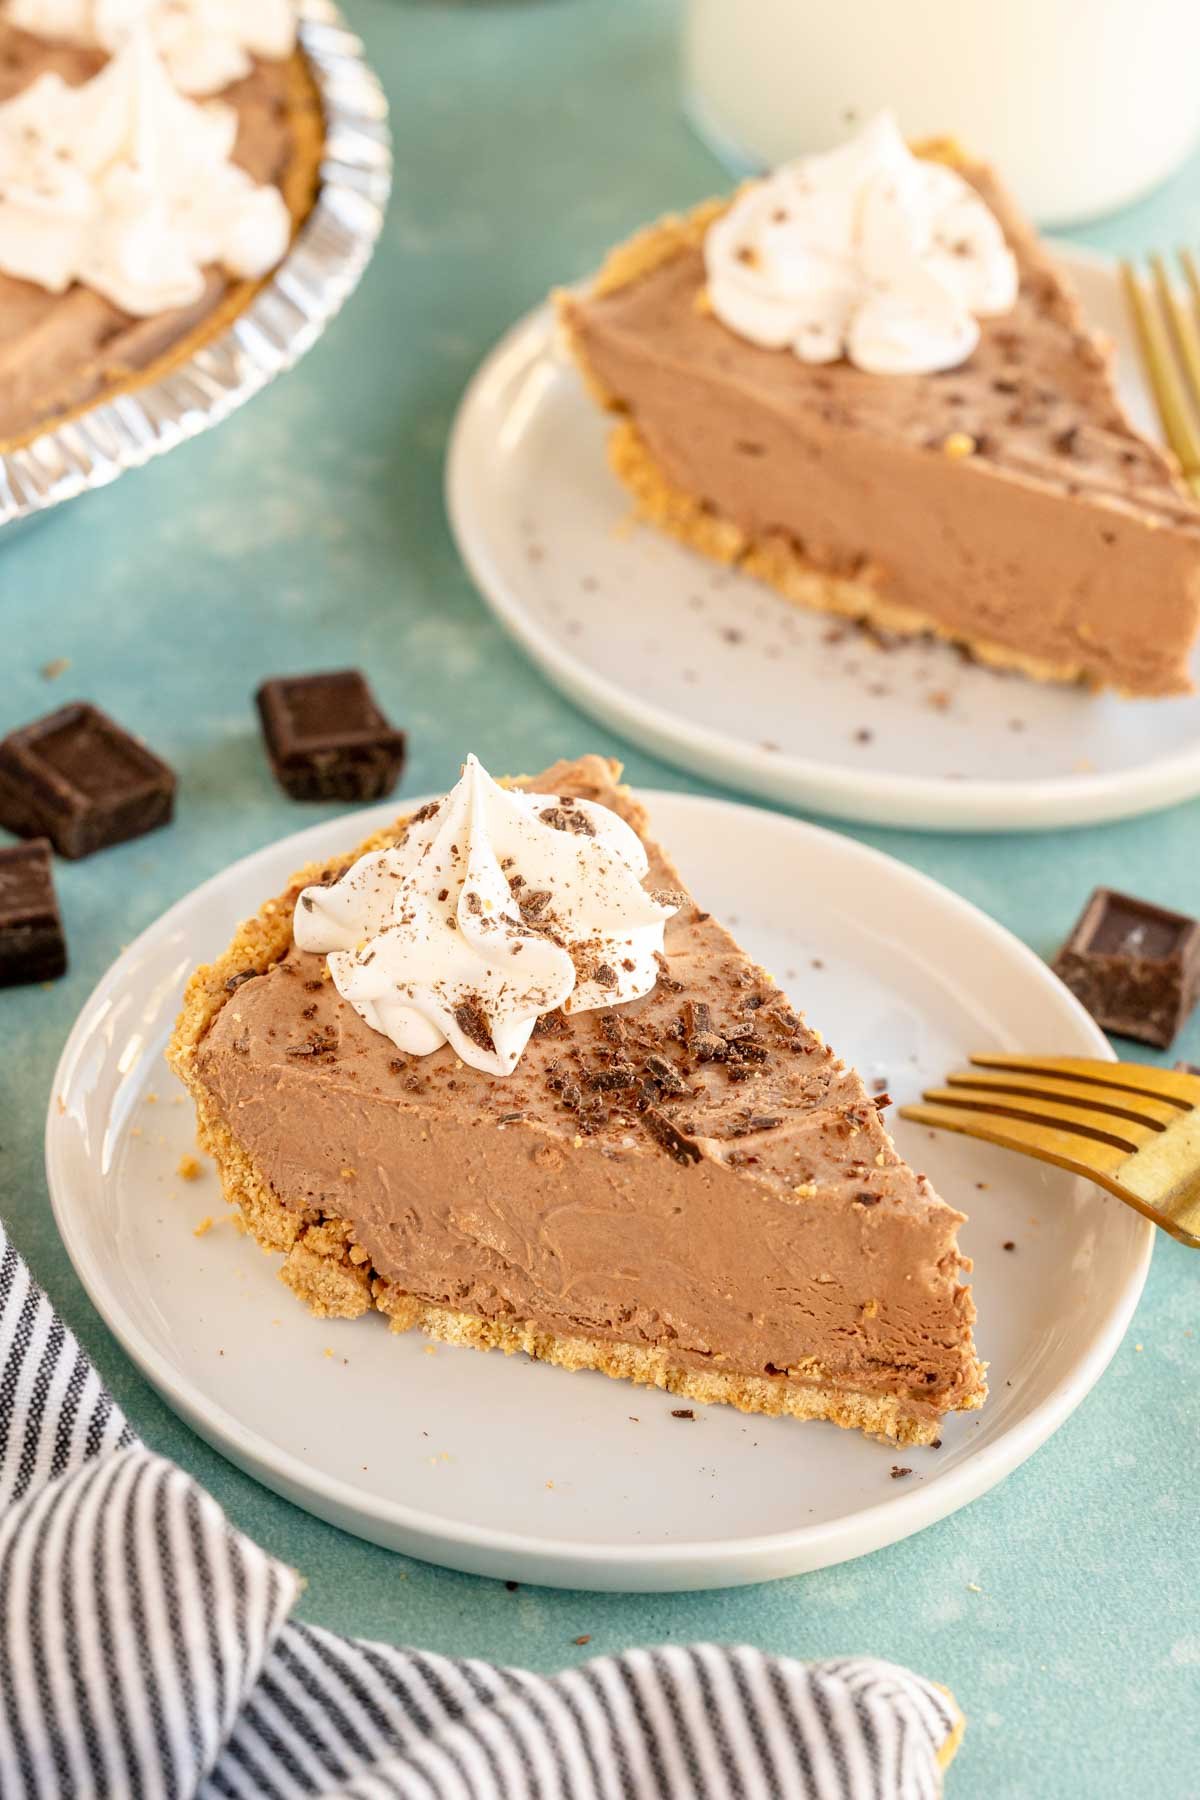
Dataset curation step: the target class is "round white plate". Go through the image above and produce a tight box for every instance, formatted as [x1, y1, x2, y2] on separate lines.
[47, 792, 1153, 1591]
[447, 248, 1200, 832]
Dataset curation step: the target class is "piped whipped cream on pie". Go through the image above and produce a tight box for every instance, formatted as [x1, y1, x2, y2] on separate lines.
[0, 30, 291, 314]
[7, 0, 296, 96]
[705, 112, 1018, 375]
[293, 754, 679, 1076]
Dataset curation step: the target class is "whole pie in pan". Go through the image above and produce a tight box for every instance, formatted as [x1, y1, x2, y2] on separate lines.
[0, 15, 323, 452]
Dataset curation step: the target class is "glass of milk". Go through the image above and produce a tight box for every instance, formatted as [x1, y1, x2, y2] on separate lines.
[683, 0, 1200, 226]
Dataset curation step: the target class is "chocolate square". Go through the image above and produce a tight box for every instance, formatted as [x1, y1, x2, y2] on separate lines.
[0, 839, 66, 986]
[256, 671, 407, 801]
[0, 703, 176, 860]
[1052, 887, 1200, 1048]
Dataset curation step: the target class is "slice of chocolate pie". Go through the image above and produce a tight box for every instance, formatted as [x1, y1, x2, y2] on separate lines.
[559, 116, 1200, 697]
[168, 754, 985, 1446]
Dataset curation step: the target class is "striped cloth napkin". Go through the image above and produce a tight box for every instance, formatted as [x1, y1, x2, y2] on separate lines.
[0, 1221, 962, 1798]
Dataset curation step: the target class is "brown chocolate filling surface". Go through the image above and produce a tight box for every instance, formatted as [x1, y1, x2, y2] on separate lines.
[193, 757, 982, 1421]
[565, 163, 1200, 695]
[0, 24, 321, 447]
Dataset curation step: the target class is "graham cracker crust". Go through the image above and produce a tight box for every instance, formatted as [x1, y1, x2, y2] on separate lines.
[167, 781, 963, 1449]
[0, 48, 325, 456]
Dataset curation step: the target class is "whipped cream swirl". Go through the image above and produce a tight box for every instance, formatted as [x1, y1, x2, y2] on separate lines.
[0, 31, 292, 315]
[7, 0, 296, 96]
[293, 756, 680, 1078]
[705, 112, 1018, 376]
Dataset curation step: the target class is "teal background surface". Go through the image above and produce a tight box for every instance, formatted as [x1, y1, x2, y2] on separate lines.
[3, 3, 1199, 1794]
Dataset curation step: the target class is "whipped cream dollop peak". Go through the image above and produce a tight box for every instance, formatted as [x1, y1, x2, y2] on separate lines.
[0, 29, 292, 315]
[704, 112, 1018, 376]
[8, 0, 297, 96]
[293, 756, 681, 1078]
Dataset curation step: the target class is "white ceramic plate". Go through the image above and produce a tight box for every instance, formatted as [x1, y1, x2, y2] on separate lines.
[446, 249, 1200, 832]
[47, 792, 1153, 1591]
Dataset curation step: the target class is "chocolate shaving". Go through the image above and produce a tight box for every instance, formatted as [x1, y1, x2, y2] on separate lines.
[653, 951, 683, 992]
[670, 1408, 695, 1420]
[286, 1031, 337, 1058]
[682, 1000, 713, 1041]
[644, 1108, 702, 1165]
[531, 1008, 569, 1039]
[453, 998, 496, 1055]
[410, 801, 439, 823]
[854, 1190, 881, 1206]
[588, 1066, 637, 1092]
[224, 969, 258, 993]
[644, 1054, 687, 1096]
[540, 806, 596, 836]
[599, 1012, 627, 1045]
[591, 962, 617, 988]
[520, 889, 552, 919]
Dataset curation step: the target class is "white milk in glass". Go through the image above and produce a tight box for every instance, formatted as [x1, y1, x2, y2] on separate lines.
[684, 0, 1200, 225]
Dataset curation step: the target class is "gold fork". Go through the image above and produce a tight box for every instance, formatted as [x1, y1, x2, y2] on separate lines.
[901, 1055, 1200, 1248]
[1121, 251, 1200, 500]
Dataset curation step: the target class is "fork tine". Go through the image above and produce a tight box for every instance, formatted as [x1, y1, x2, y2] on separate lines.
[900, 1100, 1131, 1177]
[940, 1070, 1181, 1132]
[1152, 251, 1200, 440]
[966, 1054, 1200, 1106]
[918, 1088, 1154, 1152]
[1180, 247, 1200, 315]
[900, 1100, 1200, 1247]
[1122, 259, 1200, 485]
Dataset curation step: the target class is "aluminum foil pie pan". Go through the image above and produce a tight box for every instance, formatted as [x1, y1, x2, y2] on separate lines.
[0, 0, 391, 532]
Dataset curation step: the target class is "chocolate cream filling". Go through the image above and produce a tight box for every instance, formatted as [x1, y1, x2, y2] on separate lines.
[0, 25, 319, 447]
[564, 164, 1200, 696]
[193, 757, 982, 1420]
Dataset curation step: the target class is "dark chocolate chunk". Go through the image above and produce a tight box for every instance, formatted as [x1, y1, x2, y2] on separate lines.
[1052, 887, 1200, 1048]
[0, 703, 175, 859]
[0, 839, 66, 986]
[256, 671, 406, 802]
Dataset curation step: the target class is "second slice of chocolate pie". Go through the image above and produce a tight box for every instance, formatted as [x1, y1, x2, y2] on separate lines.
[558, 145, 1200, 697]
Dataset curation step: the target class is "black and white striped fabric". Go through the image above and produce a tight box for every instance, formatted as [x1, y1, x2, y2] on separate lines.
[0, 1222, 961, 1799]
